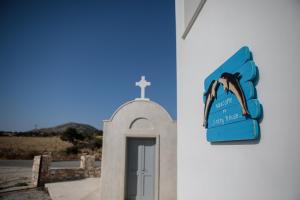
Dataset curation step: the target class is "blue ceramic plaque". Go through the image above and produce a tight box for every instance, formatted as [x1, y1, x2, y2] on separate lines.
[203, 46, 262, 142]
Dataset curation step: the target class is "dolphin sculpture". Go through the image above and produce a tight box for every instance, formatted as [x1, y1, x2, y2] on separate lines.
[218, 72, 250, 116]
[203, 80, 219, 128]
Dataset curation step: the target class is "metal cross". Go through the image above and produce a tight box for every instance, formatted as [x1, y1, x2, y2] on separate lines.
[135, 76, 151, 100]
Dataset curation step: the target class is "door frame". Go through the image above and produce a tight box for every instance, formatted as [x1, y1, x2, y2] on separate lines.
[124, 135, 160, 200]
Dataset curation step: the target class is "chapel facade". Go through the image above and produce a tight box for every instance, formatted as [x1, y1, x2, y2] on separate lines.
[100, 76, 177, 200]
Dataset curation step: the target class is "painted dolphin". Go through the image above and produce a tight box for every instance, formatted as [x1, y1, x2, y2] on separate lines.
[218, 72, 250, 116]
[203, 80, 219, 128]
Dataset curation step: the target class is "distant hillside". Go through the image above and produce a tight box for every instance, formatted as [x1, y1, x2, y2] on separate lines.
[0, 122, 102, 136]
[38, 122, 100, 135]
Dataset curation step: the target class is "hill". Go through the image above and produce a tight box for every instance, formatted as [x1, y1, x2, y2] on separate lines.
[0, 122, 102, 137]
[0, 122, 103, 160]
[37, 122, 101, 135]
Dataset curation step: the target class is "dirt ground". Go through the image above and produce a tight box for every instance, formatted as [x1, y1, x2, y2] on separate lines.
[0, 160, 100, 199]
[0, 188, 51, 200]
[0, 167, 32, 191]
[0, 164, 51, 199]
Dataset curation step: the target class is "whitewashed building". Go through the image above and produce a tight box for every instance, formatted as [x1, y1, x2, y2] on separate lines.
[100, 76, 177, 200]
[175, 0, 300, 200]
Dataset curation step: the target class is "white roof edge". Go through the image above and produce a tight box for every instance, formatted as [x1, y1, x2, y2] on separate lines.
[182, 0, 206, 39]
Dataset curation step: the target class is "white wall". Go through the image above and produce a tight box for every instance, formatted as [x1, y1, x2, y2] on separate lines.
[176, 0, 300, 199]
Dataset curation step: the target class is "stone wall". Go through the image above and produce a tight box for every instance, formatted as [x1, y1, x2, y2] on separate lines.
[48, 168, 85, 182]
[32, 155, 100, 187]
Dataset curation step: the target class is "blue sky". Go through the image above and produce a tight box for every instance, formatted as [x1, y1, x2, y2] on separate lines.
[0, 0, 176, 131]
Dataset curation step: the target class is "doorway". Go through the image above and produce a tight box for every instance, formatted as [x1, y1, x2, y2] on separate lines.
[126, 138, 156, 200]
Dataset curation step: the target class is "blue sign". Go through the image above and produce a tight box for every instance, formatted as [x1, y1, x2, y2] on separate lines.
[203, 46, 262, 142]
